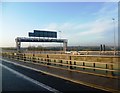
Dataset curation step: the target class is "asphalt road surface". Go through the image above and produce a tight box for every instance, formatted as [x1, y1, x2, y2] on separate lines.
[1, 59, 110, 93]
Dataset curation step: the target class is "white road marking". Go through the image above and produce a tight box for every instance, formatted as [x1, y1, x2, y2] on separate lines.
[0, 59, 61, 93]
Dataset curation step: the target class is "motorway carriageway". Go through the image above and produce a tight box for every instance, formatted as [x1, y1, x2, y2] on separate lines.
[0, 58, 110, 93]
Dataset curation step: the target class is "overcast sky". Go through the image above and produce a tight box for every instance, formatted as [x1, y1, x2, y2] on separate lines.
[1, 1, 118, 47]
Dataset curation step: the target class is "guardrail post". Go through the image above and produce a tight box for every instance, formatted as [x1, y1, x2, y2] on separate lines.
[54, 59, 56, 65]
[47, 55, 50, 65]
[24, 54, 26, 61]
[17, 53, 19, 60]
[14, 53, 16, 60]
[41, 58, 43, 63]
[12, 53, 14, 59]
[30, 57, 32, 62]
[108, 64, 113, 77]
[16, 53, 17, 59]
[32, 54, 35, 62]
[37, 58, 39, 63]
[20, 53, 22, 60]
[93, 63, 95, 71]
[60, 60, 62, 66]
[66, 61, 68, 67]
[44, 58, 46, 64]
[29, 57, 30, 61]
[18, 53, 20, 60]
[21, 54, 23, 60]
[69, 56, 73, 69]
[27, 56, 28, 61]
[74, 61, 76, 68]
[83, 62, 85, 69]
[106, 64, 108, 73]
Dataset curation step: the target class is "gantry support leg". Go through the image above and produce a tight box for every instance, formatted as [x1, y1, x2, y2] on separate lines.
[16, 40, 21, 52]
[63, 41, 67, 52]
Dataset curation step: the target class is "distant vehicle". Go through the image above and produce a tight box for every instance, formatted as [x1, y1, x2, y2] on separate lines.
[72, 51, 78, 55]
[65, 51, 71, 54]
[77, 51, 85, 55]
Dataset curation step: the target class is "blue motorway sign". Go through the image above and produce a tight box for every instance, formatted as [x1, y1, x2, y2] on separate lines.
[29, 30, 57, 38]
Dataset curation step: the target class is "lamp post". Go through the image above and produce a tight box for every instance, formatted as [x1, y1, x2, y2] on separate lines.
[112, 18, 116, 55]
[59, 31, 62, 52]
[59, 31, 61, 39]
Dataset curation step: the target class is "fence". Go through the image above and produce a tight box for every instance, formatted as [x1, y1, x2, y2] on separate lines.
[2, 52, 120, 78]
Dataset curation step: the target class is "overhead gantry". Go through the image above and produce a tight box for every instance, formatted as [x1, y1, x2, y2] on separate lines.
[15, 37, 68, 52]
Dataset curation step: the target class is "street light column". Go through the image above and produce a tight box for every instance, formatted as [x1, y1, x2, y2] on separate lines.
[112, 18, 116, 55]
[59, 31, 61, 39]
[59, 31, 62, 52]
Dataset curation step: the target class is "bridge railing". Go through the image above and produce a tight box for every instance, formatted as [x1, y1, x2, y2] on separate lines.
[2, 52, 120, 78]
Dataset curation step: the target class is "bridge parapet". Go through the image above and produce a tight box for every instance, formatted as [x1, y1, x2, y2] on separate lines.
[2, 52, 120, 79]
